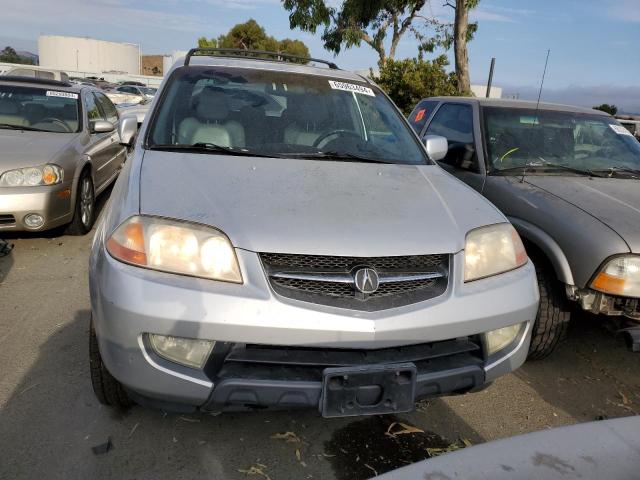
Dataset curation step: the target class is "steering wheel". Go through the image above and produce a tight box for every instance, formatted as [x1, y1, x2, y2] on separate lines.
[36, 118, 73, 133]
[312, 130, 361, 149]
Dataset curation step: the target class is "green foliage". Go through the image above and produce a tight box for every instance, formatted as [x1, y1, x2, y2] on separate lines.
[0, 46, 35, 65]
[283, 0, 429, 62]
[197, 19, 310, 59]
[593, 104, 618, 116]
[371, 56, 459, 114]
[197, 37, 218, 48]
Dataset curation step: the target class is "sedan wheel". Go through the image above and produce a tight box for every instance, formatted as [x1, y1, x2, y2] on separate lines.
[66, 169, 95, 236]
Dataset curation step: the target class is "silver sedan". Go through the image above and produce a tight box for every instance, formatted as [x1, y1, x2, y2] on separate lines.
[0, 76, 127, 234]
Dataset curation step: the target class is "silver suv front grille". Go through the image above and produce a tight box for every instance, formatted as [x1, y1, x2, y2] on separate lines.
[259, 253, 449, 311]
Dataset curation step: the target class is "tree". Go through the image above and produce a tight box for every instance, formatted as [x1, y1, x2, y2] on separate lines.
[197, 37, 218, 48]
[0, 46, 34, 65]
[371, 55, 458, 114]
[593, 104, 618, 116]
[283, 0, 434, 64]
[196, 20, 310, 59]
[444, 0, 479, 94]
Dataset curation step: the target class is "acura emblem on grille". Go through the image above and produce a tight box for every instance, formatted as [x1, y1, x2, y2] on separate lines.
[353, 267, 380, 294]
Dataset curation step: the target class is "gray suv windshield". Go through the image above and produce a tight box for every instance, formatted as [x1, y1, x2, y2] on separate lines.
[147, 66, 428, 165]
[484, 107, 640, 174]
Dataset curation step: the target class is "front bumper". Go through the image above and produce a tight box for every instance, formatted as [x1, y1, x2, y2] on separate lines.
[0, 182, 73, 231]
[90, 243, 538, 411]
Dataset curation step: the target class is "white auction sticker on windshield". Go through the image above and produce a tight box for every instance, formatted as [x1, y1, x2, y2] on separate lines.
[46, 91, 78, 99]
[609, 124, 634, 136]
[328, 80, 375, 96]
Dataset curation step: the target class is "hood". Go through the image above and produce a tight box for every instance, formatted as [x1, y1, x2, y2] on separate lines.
[525, 176, 640, 252]
[139, 152, 504, 256]
[0, 129, 77, 170]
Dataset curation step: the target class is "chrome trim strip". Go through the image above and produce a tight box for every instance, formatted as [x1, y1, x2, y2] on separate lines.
[271, 271, 445, 284]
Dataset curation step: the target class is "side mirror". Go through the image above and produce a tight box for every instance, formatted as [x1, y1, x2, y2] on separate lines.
[118, 115, 139, 147]
[423, 135, 448, 162]
[91, 120, 115, 134]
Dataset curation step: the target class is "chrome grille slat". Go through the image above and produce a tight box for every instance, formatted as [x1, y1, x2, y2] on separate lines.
[260, 253, 450, 312]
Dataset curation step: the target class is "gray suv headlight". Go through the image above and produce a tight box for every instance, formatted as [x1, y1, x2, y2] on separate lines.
[0, 164, 64, 186]
[106, 215, 242, 283]
[464, 223, 528, 282]
[591, 255, 640, 297]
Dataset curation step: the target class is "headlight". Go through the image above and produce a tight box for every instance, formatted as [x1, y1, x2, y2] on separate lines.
[0, 164, 64, 187]
[484, 322, 524, 356]
[106, 216, 242, 283]
[591, 256, 640, 297]
[464, 223, 527, 282]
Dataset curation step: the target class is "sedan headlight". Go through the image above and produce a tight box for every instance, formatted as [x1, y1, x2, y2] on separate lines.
[106, 216, 242, 283]
[591, 256, 640, 297]
[0, 164, 64, 187]
[465, 223, 527, 282]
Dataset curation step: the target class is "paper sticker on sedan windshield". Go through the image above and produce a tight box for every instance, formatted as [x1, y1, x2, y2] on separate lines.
[328, 80, 375, 97]
[46, 91, 78, 99]
[609, 124, 634, 136]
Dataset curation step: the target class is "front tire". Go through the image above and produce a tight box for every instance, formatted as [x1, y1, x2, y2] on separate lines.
[66, 169, 95, 235]
[527, 260, 571, 360]
[89, 318, 133, 409]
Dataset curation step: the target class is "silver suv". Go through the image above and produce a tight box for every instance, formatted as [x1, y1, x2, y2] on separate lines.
[89, 50, 539, 417]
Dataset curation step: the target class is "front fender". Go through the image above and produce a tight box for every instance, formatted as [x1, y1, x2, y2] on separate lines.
[509, 216, 575, 285]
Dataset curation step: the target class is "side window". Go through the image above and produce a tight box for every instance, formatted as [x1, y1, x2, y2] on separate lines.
[94, 92, 118, 124]
[425, 103, 478, 171]
[408, 100, 439, 134]
[84, 93, 102, 126]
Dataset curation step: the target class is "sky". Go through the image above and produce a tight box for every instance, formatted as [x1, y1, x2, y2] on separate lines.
[1, 0, 639, 112]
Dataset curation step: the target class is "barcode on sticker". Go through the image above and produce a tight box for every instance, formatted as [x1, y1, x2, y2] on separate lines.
[328, 80, 375, 97]
[46, 91, 78, 99]
[609, 124, 634, 136]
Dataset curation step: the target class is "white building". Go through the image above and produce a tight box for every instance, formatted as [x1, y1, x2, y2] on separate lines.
[38, 35, 140, 75]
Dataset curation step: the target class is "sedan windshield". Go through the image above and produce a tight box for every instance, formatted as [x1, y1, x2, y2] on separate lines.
[484, 107, 640, 174]
[0, 84, 80, 133]
[147, 66, 428, 164]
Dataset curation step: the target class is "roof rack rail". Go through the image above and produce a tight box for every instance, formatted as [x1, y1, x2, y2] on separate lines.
[184, 48, 339, 70]
[0, 75, 73, 88]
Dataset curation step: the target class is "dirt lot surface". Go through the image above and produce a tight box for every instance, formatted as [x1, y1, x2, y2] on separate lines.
[1, 196, 639, 479]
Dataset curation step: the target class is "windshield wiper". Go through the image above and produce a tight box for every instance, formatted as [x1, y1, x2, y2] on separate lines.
[285, 151, 393, 164]
[0, 123, 46, 132]
[492, 162, 605, 177]
[148, 143, 281, 158]
[592, 167, 640, 179]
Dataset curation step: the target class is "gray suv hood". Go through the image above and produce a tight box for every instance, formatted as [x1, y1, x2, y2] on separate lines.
[525, 176, 640, 252]
[0, 129, 77, 170]
[139, 152, 505, 256]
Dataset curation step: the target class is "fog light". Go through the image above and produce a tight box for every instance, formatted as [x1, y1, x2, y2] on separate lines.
[148, 334, 214, 369]
[24, 213, 44, 228]
[484, 323, 524, 356]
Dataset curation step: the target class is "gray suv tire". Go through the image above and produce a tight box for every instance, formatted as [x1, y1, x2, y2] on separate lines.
[89, 318, 133, 409]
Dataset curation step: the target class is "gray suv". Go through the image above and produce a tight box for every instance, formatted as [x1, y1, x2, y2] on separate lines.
[409, 97, 640, 357]
[89, 50, 538, 416]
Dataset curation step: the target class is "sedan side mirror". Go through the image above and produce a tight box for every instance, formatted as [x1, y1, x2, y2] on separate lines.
[91, 120, 115, 134]
[118, 115, 139, 147]
[423, 135, 449, 162]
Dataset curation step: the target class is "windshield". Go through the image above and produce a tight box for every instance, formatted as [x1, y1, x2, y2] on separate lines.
[141, 87, 157, 96]
[147, 66, 428, 164]
[483, 107, 640, 173]
[0, 84, 80, 133]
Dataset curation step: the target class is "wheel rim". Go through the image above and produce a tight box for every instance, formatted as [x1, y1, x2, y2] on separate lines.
[80, 177, 94, 227]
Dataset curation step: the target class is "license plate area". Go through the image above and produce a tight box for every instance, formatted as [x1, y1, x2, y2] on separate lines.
[321, 363, 417, 418]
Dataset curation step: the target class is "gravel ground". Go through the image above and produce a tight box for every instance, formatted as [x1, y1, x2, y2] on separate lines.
[1, 194, 638, 479]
